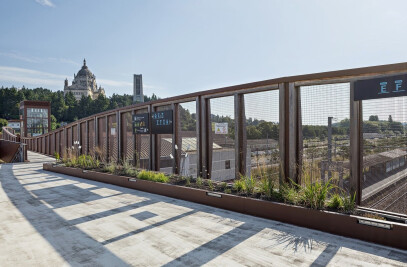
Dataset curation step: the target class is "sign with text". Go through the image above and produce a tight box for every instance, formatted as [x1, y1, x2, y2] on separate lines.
[214, 122, 228, 134]
[354, 74, 407, 101]
[132, 113, 149, 134]
[151, 110, 173, 134]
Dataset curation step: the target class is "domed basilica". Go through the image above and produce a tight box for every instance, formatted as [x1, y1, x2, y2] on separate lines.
[64, 59, 105, 101]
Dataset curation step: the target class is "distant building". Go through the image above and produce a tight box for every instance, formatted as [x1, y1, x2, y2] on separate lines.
[7, 119, 21, 134]
[19, 101, 51, 137]
[133, 74, 144, 104]
[64, 59, 105, 101]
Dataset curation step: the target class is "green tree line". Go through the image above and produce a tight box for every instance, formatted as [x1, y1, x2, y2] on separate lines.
[0, 86, 158, 125]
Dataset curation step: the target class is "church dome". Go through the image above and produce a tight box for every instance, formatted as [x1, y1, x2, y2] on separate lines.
[76, 59, 94, 77]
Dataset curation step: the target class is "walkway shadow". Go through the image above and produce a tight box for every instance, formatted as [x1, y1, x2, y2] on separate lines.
[2, 159, 407, 266]
[1, 164, 127, 266]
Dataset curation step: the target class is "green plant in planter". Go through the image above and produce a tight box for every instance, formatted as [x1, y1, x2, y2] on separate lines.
[327, 193, 343, 210]
[103, 162, 117, 173]
[280, 183, 303, 205]
[138, 170, 155, 180]
[303, 179, 333, 209]
[343, 192, 356, 213]
[196, 177, 203, 188]
[54, 152, 60, 163]
[207, 179, 214, 191]
[243, 175, 255, 195]
[154, 172, 169, 183]
[224, 188, 232, 194]
[186, 176, 191, 186]
[233, 178, 245, 193]
[260, 176, 275, 198]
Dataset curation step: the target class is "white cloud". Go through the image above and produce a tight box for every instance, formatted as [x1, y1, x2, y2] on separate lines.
[35, 0, 54, 7]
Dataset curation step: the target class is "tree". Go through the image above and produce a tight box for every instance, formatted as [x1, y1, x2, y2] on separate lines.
[369, 115, 379, 121]
[50, 115, 59, 130]
[388, 115, 393, 123]
[0, 118, 8, 130]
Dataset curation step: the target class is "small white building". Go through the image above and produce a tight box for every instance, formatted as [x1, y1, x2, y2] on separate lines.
[7, 120, 21, 133]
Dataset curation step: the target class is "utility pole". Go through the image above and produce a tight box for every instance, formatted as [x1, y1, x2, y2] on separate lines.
[327, 117, 333, 180]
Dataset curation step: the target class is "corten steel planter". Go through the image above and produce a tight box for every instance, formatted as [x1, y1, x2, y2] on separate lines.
[43, 163, 407, 250]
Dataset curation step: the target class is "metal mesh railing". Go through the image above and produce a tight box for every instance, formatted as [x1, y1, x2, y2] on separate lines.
[244, 90, 280, 184]
[121, 112, 134, 163]
[210, 96, 236, 181]
[97, 117, 107, 162]
[156, 105, 174, 174]
[362, 96, 407, 215]
[300, 83, 350, 191]
[180, 101, 197, 178]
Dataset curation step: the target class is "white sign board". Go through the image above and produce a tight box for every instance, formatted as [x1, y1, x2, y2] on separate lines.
[215, 123, 228, 134]
[111, 127, 116, 135]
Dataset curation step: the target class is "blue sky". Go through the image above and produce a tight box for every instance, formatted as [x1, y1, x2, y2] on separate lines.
[1, 0, 407, 102]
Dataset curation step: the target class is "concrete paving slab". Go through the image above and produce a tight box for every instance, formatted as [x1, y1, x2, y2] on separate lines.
[0, 151, 406, 266]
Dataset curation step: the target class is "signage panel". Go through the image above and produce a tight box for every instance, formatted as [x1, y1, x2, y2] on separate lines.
[214, 122, 228, 134]
[132, 113, 149, 134]
[354, 74, 407, 101]
[151, 110, 173, 134]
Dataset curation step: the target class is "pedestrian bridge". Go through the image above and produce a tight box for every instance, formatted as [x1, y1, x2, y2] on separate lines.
[0, 151, 406, 266]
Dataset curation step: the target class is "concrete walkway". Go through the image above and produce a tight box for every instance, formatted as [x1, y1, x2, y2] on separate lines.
[0, 152, 406, 266]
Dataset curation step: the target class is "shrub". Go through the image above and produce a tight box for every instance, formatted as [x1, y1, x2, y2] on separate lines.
[186, 176, 191, 186]
[280, 184, 303, 205]
[137, 170, 169, 183]
[138, 170, 155, 180]
[260, 176, 275, 198]
[303, 179, 333, 209]
[243, 175, 255, 195]
[154, 172, 169, 183]
[196, 177, 203, 188]
[103, 162, 117, 173]
[233, 178, 245, 192]
[327, 193, 343, 210]
[207, 179, 214, 191]
[54, 152, 60, 162]
[343, 192, 356, 213]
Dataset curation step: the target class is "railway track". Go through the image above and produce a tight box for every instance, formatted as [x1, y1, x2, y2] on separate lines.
[369, 181, 407, 212]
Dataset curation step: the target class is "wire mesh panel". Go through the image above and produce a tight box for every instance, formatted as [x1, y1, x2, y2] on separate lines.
[45, 135, 48, 155]
[42, 136, 45, 154]
[97, 117, 107, 162]
[121, 111, 134, 163]
[50, 133, 55, 156]
[244, 90, 280, 185]
[300, 83, 350, 191]
[362, 96, 407, 215]
[67, 127, 72, 151]
[108, 114, 118, 162]
[55, 131, 60, 155]
[210, 96, 236, 181]
[135, 109, 149, 169]
[179, 101, 197, 178]
[80, 122, 87, 155]
[88, 119, 95, 157]
[156, 105, 174, 174]
[72, 124, 78, 147]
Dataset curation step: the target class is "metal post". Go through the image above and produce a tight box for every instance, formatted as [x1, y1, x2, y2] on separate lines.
[117, 111, 121, 163]
[350, 81, 362, 205]
[327, 116, 333, 181]
[234, 93, 247, 178]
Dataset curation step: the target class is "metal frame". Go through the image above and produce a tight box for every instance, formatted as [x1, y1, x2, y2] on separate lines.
[18, 62, 407, 205]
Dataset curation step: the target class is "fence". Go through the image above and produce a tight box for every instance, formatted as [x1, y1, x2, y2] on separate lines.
[8, 62, 407, 215]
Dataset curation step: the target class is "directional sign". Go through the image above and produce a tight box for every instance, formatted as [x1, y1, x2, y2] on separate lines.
[151, 110, 173, 134]
[354, 74, 407, 101]
[132, 113, 149, 134]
